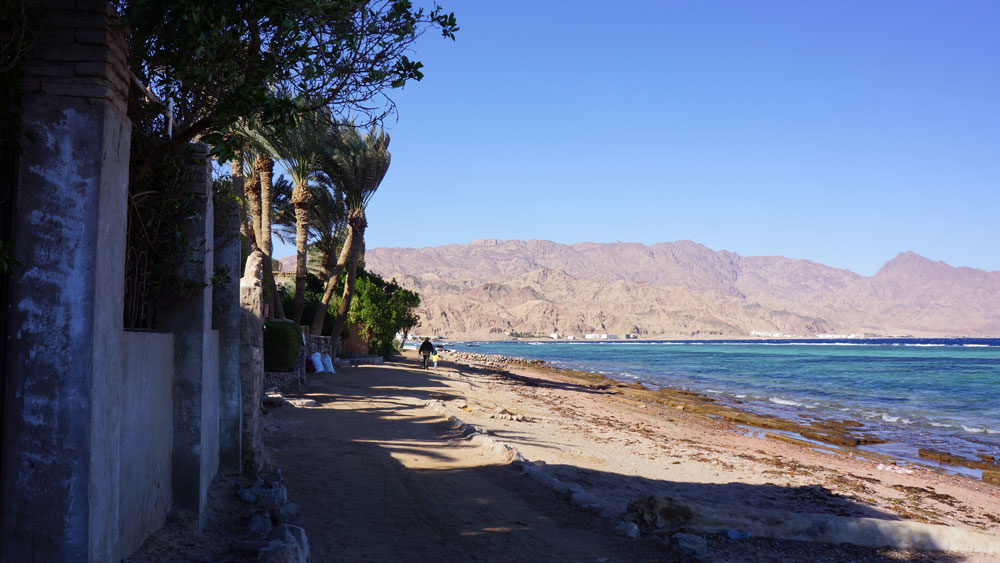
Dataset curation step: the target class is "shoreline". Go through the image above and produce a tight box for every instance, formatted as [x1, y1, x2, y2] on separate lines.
[422, 348, 1000, 557]
[439, 348, 1000, 485]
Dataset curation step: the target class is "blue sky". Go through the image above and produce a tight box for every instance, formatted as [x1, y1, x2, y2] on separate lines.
[275, 1, 999, 276]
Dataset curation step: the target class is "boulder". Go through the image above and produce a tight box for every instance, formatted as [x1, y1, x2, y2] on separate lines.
[248, 511, 272, 535]
[614, 521, 640, 539]
[257, 541, 299, 563]
[271, 502, 302, 526]
[672, 533, 708, 559]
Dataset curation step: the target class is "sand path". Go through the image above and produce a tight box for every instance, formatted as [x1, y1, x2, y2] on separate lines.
[263, 352, 1000, 562]
[263, 357, 661, 562]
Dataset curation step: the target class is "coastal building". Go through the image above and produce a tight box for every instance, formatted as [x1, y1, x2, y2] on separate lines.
[549, 333, 561, 339]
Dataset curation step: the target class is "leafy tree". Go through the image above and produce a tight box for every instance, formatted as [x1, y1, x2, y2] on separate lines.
[119, 0, 458, 168]
[309, 122, 390, 336]
[348, 270, 420, 358]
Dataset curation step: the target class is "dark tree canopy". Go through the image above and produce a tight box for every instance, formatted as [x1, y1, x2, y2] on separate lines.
[118, 0, 457, 161]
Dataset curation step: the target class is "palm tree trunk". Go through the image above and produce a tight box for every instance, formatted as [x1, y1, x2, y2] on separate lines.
[329, 211, 367, 346]
[290, 182, 314, 324]
[230, 157, 255, 258]
[257, 154, 285, 320]
[309, 221, 354, 336]
[244, 168, 263, 247]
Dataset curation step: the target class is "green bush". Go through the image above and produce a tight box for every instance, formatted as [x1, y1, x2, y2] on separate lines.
[263, 320, 302, 372]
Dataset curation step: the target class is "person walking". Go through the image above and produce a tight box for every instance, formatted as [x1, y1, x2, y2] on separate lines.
[431, 348, 440, 371]
[418, 338, 435, 369]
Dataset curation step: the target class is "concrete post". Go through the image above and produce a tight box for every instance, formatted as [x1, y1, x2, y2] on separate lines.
[213, 181, 242, 471]
[0, 2, 130, 561]
[158, 145, 219, 529]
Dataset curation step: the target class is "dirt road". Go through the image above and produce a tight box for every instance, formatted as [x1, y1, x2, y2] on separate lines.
[263, 357, 664, 562]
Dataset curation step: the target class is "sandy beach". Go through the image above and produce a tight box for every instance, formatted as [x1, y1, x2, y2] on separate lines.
[253, 349, 1000, 561]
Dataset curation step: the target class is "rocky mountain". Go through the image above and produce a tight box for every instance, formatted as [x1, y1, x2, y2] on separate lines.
[363, 240, 1000, 339]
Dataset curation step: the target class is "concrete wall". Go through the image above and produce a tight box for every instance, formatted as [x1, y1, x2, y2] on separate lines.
[119, 332, 174, 557]
[214, 193, 242, 471]
[201, 330, 221, 511]
[157, 145, 219, 528]
[1, 2, 130, 560]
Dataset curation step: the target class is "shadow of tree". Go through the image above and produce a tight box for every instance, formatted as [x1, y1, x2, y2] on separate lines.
[268, 362, 972, 563]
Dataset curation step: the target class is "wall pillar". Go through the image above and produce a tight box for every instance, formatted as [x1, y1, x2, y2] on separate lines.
[0, 1, 130, 561]
[239, 254, 265, 474]
[158, 145, 218, 529]
[213, 182, 242, 471]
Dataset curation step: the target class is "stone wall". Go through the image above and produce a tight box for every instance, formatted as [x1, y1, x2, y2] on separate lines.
[304, 334, 333, 358]
[119, 331, 174, 557]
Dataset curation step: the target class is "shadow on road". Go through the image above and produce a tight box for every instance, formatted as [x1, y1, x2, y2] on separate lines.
[266, 358, 967, 563]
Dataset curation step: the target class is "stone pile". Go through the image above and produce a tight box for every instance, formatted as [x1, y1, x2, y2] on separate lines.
[443, 350, 546, 370]
[230, 468, 309, 562]
[490, 406, 530, 422]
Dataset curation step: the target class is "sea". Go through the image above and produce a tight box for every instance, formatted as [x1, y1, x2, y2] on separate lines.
[442, 338, 1000, 475]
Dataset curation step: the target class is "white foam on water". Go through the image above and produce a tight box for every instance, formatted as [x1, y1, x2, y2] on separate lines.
[769, 397, 802, 407]
[928, 421, 957, 428]
[880, 413, 913, 424]
[962, 425, 986, 433]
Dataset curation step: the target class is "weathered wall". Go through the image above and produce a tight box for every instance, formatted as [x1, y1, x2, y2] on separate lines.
[158, 145, 218, 528]
[119, 331, 174, 557]
[240, 274, 265, 474]
[343, 323, 370, 356]
[201, 329, 221, 509]
[1, 1, 130, 561]
[213, 194, 242, 471]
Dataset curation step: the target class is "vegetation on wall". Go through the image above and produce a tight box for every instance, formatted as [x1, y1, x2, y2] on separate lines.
[123, 128, 202, 329]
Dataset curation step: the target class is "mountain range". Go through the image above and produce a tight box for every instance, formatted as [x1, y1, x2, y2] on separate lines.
[360, 239, 1000, 339]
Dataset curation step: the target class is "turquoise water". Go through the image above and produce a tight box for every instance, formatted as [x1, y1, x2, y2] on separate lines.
[446, 339, 1000, 466]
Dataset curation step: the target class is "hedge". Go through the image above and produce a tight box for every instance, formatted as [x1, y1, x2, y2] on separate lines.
[263, 319, 302, 372]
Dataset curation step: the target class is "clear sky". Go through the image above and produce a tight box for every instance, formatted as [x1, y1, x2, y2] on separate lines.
[275, 1, 1000, 276]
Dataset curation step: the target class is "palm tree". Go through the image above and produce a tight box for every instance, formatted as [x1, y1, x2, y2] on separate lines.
[309, 122, 390, 339]
[273, 176, 348, 283]
[271, 113, 331, 324]
[254, 150, 286, 320]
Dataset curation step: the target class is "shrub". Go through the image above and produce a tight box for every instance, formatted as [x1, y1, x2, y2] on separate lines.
[263, 319, 302, 372]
